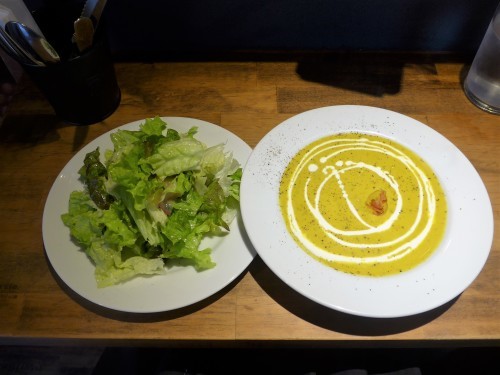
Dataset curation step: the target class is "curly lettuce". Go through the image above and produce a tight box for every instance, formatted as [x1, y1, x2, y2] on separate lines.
[62, 117, 241, 287]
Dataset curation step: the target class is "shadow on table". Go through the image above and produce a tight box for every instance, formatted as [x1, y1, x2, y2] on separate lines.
[293, 52, 471, 98]
[45, 249, 248, 323]
[0, 114, 61, 144]
[45, 218, 454, 331]
[295, 53, 405, 97]
[45, 251, 448, 333]
[249, 257, 456, 336]
[0, 114, 90, 152]
[43, 209, 254, 323]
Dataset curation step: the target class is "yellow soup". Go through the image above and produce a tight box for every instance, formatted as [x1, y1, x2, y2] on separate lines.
[279, 133, 447, 277]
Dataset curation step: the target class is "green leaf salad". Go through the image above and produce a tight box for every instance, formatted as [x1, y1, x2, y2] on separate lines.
[61, 117, 242, 288]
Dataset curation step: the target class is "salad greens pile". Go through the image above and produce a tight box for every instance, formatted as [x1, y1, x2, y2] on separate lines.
[61, 117, 242, 288]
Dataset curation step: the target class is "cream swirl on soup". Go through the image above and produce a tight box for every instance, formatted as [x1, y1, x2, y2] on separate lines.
[279, 133, 447, 276]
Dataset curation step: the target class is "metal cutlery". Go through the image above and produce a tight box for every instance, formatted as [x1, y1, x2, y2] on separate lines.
[0, 25, 45, 66]
[5, 21, 60, 64]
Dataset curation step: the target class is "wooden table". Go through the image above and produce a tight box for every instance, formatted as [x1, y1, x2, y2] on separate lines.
[1, 52, 499, 347]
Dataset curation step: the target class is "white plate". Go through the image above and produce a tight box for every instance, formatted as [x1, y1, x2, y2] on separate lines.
[240, 105, 494, 318]
[43, 117, 256, 313]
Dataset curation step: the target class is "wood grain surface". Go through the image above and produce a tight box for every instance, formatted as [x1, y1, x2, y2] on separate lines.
[0, 53, 498, 346]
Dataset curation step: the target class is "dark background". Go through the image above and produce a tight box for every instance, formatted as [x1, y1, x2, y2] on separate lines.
[23, 0, 500, 59]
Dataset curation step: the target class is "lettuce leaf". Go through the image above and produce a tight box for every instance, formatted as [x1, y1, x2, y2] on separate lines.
[61, 117, 241, 287]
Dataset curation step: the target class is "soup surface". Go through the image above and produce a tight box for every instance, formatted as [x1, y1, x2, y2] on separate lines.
[279, 132, 447, 276]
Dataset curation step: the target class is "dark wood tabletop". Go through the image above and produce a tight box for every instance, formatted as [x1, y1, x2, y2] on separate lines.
[0, 52, 498, 346]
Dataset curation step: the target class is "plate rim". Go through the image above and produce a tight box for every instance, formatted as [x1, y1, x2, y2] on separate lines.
[42, 116, 256, 313]
[240, 104, 494, 318]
